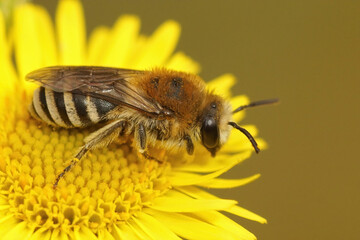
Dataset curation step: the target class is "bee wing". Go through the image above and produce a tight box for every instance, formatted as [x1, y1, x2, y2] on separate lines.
[26, 66, 164, 115]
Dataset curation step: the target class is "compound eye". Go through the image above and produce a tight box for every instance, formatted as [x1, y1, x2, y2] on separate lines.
[201, 117, 219, 149]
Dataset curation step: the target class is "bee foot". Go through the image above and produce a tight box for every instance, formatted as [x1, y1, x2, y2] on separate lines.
[141, 151, 163, 163]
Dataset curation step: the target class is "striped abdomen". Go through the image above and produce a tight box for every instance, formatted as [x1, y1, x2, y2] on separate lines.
[29, 87, 116, 128]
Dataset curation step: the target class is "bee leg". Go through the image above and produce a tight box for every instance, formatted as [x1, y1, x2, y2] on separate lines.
[136, 123, 147, 150]
[53, 120, 126, 188]
[135, 123, 162, 163]
[184, 135, 194, 155]
[142, 152, 161, 162]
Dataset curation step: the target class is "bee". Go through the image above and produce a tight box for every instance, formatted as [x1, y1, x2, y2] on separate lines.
[26, 66, 277, 187]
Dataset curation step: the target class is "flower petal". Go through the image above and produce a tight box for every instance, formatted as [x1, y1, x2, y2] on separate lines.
[0, 10, 16, 93]
[50, 229, 69, 240]
[227, 205, 267, 224]
[36, 7, 58, 66]
[230, 95, 250, 122]
[97, 229, 115, 240]
[178, 186, 267, 223]
[149, 190, 237, 212]
[169, 168, 232, 186]
[173, 151, 251, 173]
[2, 221, 34, 240]
[14, 4, 57, 87]
[13, 4, 41, 79]
[73, 227, 98, 240]
[56, 0, 86, 65]
[190, 211, 256, 240]
[166, 51, 200, 74]
[101, 15, 140, 67]
[207, 73, 236, 98]
[127, 219, 153, 240]
[132, 20, 180, 69]
[197, 174, 261, 189]
[0, 215, 17, 236]
[87, 26, 110, 65]
[29, 228, 51, 240]
[0, 205, 10, 211]
[112, 223, 143, 240]
[145, 209, 236, 240]
[133, 212, 181, 240]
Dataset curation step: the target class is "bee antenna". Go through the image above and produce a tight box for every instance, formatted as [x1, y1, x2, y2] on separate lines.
[228, 122, 260, 153]
[233, 98, 279, 114]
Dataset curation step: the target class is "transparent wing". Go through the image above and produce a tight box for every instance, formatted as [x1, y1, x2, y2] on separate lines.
[26, 66, 164, 116]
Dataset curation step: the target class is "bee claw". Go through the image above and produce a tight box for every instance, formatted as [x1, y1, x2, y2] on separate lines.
[53, 158, 80, 188]
[141, 151, 163, 163]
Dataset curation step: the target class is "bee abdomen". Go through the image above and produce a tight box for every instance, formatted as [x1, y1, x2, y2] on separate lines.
[30, 87, 116, 128]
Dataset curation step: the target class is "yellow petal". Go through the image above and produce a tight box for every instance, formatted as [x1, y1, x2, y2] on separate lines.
[101, 15, 140, 67]
[149, 190, 237, 212]
[230, 95, 250, 122]
[73, 227, 98, 240]
[2, 221, 34, 240]
[173, 151, 251, 173]
[127, 219, 153, 240]
[0, 205, 10, 211]
[97, 229, 115, 240]
[13, 4, 41, 79]
[191, 211, 256, 240]
[145, 209, 236, 240]
[227, 205, 267, 224]
[50, 229, 69, 240]
[56, 0, 86, 65]
[169, 167, 232, 186]
[256, 138, 267, 150]
[197, 174, 261, 189]
[166, 51, 201, 74]
[0, 10, 16, 93]
[133, 212, 181, 240]
[29, 228, 51, 240]
[0, 215, 17, 236]
[123, 34, 147, 68]
[0, 10, 7, 54]
[207, 73, 236, 98]
[178, 186, 267, 223]
[14, 4, 56, 89]
[132, 20, 180, 69]
[112, 223, 143, 240]
[36, 7, 58, 66]
[87, 26, 110, 65]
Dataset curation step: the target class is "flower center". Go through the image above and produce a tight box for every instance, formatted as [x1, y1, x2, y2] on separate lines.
[0, 100, 171, 233]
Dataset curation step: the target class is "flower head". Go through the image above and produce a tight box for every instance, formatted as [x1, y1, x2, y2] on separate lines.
[0, 0, 267, 239]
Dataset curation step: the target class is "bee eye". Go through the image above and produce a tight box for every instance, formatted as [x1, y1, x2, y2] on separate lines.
[201, 117, 219, 149]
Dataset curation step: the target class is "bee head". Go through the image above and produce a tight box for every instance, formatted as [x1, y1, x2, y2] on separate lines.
[200, 97, 233, 157]
[200, 96, 278, 157]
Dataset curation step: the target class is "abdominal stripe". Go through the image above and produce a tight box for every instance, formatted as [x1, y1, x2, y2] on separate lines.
[53, 91, 73, 127]
[32, 88, 117, 128]
[72, 93, 92, 126]
[39, 87, 55, 123]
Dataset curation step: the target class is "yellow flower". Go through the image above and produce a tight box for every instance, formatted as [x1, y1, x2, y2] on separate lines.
[0, 0, 267, 239]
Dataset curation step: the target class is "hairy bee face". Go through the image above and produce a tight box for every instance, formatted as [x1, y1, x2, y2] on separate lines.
[200, 98, 233, 157]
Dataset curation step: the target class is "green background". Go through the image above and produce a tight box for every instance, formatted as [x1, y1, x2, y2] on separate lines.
[34, 1, 360, 239]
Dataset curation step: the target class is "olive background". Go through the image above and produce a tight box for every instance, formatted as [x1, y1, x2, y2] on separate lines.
[34, 1, 360, 239]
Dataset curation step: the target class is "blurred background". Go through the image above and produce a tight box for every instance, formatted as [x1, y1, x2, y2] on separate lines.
[30, 1, 360, 239]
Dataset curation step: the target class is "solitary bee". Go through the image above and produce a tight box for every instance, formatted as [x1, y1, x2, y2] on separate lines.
[26, 66, 277, 187]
